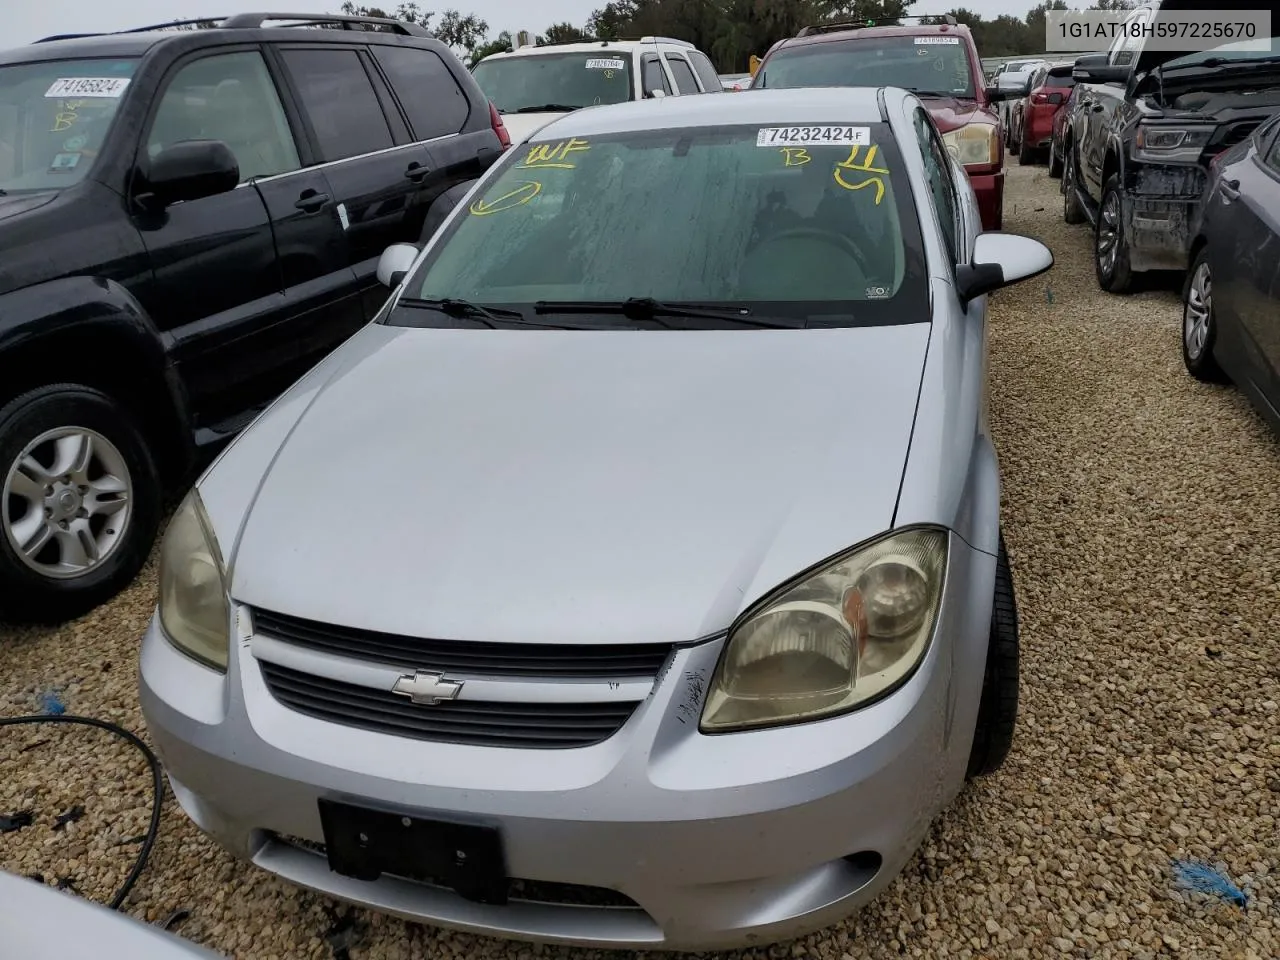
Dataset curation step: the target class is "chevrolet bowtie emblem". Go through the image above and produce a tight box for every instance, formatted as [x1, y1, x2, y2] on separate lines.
[391, 670, 464, 705]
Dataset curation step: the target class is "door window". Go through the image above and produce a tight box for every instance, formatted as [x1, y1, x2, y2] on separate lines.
[147, 51, 299, 181]
[641, 55, 671, 97]
[371, 45, 468, 142]
[279, 48, 394, 162]
[1111, 7, 1151, 67]
[665, 55, 701, 94]
[687, 51, 723, 93]
[914, 108, 959, 261]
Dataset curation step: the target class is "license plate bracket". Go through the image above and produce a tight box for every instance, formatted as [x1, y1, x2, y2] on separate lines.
[317, 798, 509, 905]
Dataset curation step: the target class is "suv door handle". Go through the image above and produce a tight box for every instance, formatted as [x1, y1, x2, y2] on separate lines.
[1220, 178, 1240, 201]
[295, 190, 330, 213]
[405, 161, 430, 183]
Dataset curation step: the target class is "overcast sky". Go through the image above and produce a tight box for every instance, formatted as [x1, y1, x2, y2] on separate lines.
[12, 0, 1039, 47]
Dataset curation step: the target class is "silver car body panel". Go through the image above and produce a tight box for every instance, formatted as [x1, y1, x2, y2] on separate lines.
[141, 87, 1007, 951]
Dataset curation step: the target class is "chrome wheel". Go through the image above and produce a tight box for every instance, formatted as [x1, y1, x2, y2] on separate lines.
[2, 426, 132, 579]
[1184, 261, 1212, 360]
[1097, 191, 1120, 275]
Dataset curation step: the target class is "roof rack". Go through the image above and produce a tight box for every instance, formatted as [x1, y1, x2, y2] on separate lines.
[797, 14, 958, 37]
[635, 36, 696, 49]
[220, 12, 430, 35]
[34, 17, 231, 42]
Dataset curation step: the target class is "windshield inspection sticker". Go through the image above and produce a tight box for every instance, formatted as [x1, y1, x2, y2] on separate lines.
[915, 36, 960, 44]
[757, 126, 869, 147]
[49, 152, 81, 172]
[45, 77, 131, 99]
[586, 58, 626, 70]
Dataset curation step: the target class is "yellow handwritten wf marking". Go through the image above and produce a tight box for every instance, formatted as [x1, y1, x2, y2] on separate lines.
[780, 147, 811, 167]
[519, 137, 591, 170]
[833, 144, 889, 205]
[469, 180, 542, 216]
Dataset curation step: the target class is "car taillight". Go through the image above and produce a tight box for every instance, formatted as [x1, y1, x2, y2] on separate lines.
[489, 101, 511, 150]
[1032, 91, 1049, 104]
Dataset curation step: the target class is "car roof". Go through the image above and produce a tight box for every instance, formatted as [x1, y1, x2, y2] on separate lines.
[1, 32, 165, 63]
[527, 87, 889, 140]
[480, 39, 693, 61]
[776, 22, 973, 52]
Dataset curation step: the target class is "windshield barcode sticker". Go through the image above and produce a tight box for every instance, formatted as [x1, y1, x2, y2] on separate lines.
[45, 77, 131, 98]
[757, 126, 870, 147]
[915, 36, 960, 44]
[586, 58, 626, 70]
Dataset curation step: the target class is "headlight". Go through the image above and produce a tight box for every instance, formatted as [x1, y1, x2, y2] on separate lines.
[1132, 124, 1215, 163]
[158, 490, 230, 671]
[942, 122, 998, 167]
[701, 528, 948, 733]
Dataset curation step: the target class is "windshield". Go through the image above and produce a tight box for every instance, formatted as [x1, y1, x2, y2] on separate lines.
[0, 58, 138, 192]
[1163, 35, 1280, 70]
[395, 122, 927, 328]
[756, 36, 976, 98]
[472, 52, 634, 113]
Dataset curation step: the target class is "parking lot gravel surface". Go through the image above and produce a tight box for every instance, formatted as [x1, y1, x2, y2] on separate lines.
[2, 163, 1278, 960]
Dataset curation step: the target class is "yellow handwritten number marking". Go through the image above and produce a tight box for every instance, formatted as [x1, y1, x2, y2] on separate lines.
[469, 180, 542, 216]
[519, 137, 591, 170]
[833, 145, 889, 205]
[780, 147, 811, 167]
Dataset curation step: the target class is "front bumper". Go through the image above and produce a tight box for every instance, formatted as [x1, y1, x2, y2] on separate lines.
[139, 536, 996, 951]
[967, 169, 1005, 231]
[1123, 163, 1205, 273]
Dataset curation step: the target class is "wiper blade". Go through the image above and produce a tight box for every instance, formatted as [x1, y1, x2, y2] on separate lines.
[533, 297, 798, 329]
[397, 297, 587, 330]
[1163, 54, 1280, 71]
[513, 103, 582, 113]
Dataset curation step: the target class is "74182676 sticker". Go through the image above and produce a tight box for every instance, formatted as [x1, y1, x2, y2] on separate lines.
[756, 126, 869, 147]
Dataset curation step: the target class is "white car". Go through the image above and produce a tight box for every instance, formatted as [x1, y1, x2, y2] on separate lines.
[471, 37, 723, 142]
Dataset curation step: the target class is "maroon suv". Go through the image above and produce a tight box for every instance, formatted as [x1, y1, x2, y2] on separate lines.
[750, 16, 1018, 230]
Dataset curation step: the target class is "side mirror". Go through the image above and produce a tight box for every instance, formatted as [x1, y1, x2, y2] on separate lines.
[138, 140, 239, 208]
[377, 242, 421, 289]
[1072, 53, 1128, 84]
[955, 232, 1053, 303]
[647, 88, 667, 99]
[984, 85, 1019, 102]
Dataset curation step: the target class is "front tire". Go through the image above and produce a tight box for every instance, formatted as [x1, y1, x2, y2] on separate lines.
[966, 533, 1020, 780]
[0, 385, 161, 624]
[1182, 248, 1229, 383]
[1095, 174, 1134, 293]
[1018, 134, 1035, 165]
[1048, 142, 1063, 178]
[1061, 146, 1087, 225]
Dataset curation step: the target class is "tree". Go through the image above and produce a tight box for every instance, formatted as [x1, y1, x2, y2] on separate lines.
[338, 2, 487, 55]
[470, 31, 512, 64]
[539, 22, 591, 44]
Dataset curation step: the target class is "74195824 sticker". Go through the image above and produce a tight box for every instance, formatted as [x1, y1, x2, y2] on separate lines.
[756, 126, 869, 147]
[44, 77, 131, 99]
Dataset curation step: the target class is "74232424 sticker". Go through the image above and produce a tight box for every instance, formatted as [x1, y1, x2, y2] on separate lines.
[756, 126, 869, 147]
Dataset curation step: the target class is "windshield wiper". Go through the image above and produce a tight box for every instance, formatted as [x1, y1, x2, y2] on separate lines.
[513, 103, 583, 113]
[397, 297, 588, 330]
[1163, 54, 1280, 72]
[533, 297, 798, 329]
[908, 88, 961, 98]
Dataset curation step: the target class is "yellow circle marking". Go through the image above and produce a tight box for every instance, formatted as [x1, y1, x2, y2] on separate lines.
[469, 180, 543, 216]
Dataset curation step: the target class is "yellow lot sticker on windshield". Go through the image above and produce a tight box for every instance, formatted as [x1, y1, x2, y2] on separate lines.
[833, 144, 889, 205]
[469, 180, 542, 216]
[519, 137, 591, 170]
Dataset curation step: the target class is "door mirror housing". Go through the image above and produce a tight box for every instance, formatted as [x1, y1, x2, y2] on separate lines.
[1073, 53, 1129, 85]
[984, 85, 1021, 102]
[647, 88, 667, 99]
[137, 140, 239, 208]
[377, 242, 421, 289]
[955, 232, 1053, 303]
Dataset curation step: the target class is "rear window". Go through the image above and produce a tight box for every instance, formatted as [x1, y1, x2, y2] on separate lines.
[472, 52, 633, 114]
[0, 57, 138, 192]
[1045, 72, 1075, 88]
[757, 35, 976, 99]
[397, 121, 927, 327]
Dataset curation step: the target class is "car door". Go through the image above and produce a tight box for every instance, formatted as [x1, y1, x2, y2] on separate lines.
[663, 53, 702, 96]
[1084, 7, 1149, 196]
[1233, 130, 1280, 396]
[130, 45, 352, 434]
[272, 43, 435, 319]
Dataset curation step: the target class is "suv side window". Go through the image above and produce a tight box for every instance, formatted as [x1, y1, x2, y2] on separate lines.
[641, 55, 671, 97]
[370, 45, 468, 142]
[665, 54, 701, 94]
[914, 107, 959, 262]
[687, 50, 723, 93]
[1111, 7, 1152, 67]
[278, 48, 394, 161]
[147, 50, 300, 181]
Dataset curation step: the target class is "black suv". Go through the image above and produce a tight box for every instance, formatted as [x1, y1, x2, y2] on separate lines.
[0, 12, 509, 622]
[1060, 0, 1280, 293]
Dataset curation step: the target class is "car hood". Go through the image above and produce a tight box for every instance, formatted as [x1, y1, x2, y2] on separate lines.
[0, 191, 57, 224]
[498, 111, 572, 144]
[919, 96, 989, 132]
[1134, 0, 1280, 78]
[225, 322, 931, 645]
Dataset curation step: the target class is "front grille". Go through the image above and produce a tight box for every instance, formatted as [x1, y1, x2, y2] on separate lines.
[259, 661, 639, 749]
[276, 834, 640, 907]
[253, 608, 673, 680]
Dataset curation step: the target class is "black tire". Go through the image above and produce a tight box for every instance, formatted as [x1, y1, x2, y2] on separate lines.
[1061, 146, 1086, 225]
[1094, 174, 1134, 294]
[1181, 246, 1230, 383]
[0, 385, 161, 624]
[1047, 143, 1063, 178]
[1018, 134, 1035, 166]
[966, 532, 1020, 780]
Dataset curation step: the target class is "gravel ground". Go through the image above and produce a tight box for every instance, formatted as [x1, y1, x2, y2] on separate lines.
[2, 163, 1278, 959]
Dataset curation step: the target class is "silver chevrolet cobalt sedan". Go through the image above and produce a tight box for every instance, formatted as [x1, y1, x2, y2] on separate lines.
[140, 88, 1052, 950]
